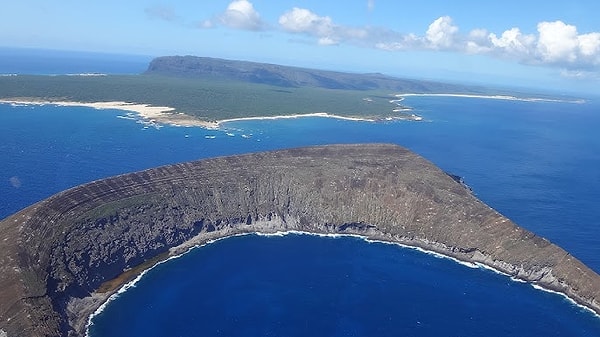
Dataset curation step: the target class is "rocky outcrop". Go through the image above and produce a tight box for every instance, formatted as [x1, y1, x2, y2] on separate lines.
[0, 144, 598, 337]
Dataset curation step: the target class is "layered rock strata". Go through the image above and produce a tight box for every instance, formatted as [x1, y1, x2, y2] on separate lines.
[0, 144, 598, 337]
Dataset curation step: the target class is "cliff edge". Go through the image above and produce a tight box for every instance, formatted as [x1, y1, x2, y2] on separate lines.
[0, 144, 598, 337]
[144, 55, 473, 92]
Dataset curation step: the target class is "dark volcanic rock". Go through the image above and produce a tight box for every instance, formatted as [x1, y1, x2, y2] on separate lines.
[0, 144, 599, 337]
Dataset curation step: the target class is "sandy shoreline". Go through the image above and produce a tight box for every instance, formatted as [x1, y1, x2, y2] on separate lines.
[1, 93, 584, 132]
[214, 112, 375, 126]
[1, 99, 421, 130]
[395, 93, 586, 104]
[0, 99, 219, 129]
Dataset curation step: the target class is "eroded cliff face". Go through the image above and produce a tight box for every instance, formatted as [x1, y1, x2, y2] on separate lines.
[0, 144, 598, 337]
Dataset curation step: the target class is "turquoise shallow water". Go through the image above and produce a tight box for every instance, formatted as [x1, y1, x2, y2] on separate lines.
[1, 95, 600, 336]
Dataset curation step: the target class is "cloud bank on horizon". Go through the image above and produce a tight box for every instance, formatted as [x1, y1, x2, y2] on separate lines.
[189, 0, 600, 78]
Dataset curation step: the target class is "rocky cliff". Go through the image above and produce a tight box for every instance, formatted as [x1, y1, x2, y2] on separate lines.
[0, 144, 598, 337]
[144, 55, 474, 92]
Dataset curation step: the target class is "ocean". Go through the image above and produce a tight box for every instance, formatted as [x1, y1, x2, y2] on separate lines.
[1, 52, 599, 336]
[0, 47, 151, 75]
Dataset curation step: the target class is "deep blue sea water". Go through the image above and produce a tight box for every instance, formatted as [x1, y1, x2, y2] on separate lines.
[1, 53, 600, 336]
[0, 47, 151, 74]
[88, 233, 600, 337]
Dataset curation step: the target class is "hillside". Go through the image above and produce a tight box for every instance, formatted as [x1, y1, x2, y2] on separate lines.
[1, 144, 598, 337]
[145, 55, 476, 92]
[0, 55, 489, 123]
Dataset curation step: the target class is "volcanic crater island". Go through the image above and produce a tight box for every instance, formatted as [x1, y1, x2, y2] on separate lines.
[1, 144, 600, 337]
[0, 57, 598, 337]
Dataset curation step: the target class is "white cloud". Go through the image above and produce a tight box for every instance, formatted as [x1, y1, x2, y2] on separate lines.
[374, 33, 421, 51]
[454, 21, 600, 72]
[488, 28, 536, 58]
[367, 0, 375, 12]
[145, 6, 180, 22]
[425, 16, 459, 50]
[279, 7, 373, 46]
[275, 7, 600, 74]
[220, 0, 264, 30]
[199, 20, 214, 29]
[536, 21, 579, 63]
[465, 28, 491, 54]
[472, 20, 600, 70]
[278, 12, 457, 52]
[279, 8, 334, 36]
[531, 20, 600, 69]
[197, 2, 600, 75]
[318, 37, 338, 46]
[560, 69, 600, 80]
[201, 0, 265, 31]
[578, 33, 600, 57]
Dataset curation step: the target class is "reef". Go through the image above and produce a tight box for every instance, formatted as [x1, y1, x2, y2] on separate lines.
[0, 144, 598, 337]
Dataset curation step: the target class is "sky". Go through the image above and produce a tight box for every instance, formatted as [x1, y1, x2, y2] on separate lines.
[1, 0, 600, 94]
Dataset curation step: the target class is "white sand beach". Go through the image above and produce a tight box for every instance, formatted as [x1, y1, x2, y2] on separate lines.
[214, 112, 375, 127]
[1, 99, 424, 130]
[395, 93, 586, 104]
[0, 99, 219, 129]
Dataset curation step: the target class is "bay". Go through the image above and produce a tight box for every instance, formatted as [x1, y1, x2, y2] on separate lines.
[2, 94, 600, 336]
[88, 233, 600, 337]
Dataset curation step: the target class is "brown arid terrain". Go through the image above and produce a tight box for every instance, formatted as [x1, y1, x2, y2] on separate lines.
[1, 144, 598, 337]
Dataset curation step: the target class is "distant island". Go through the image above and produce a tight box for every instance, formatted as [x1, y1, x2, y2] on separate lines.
[144, 56, 475, 91]
[0, 144, 599, 337]
[0, 55, 571, 128]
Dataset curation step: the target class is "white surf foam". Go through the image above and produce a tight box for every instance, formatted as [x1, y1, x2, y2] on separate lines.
[86, 229, 599, 336]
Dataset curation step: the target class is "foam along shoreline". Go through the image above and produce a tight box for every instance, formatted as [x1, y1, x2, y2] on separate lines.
[214, 112, 375, 127]
[217, 232, 598, 320]
[85, 230, 600, 337]
[0, 99, 218, 129]
[2, 143, 598, 336]
[85, 233, 249, 337]
[1, 99, 423, 131]
[395, 93, 586, 104]
[215, 111, 425, 127]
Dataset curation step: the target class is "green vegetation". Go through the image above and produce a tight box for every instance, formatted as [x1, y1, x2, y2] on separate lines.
[145, 55, 477, 92]
[0, 74, 406, 121]
[6, 56, 566, 123]
[75, 193, 160, 223]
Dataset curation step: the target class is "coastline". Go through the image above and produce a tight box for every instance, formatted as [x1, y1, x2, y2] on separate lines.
[0, 98, 422, 130]
[0, 99, 218, 129]
[0, 92, 584, 133]
[2, 142, 599, 337]
[215, 112, 375, 126]
[395, 93, 586, 104]
[84, 229, 600, 337]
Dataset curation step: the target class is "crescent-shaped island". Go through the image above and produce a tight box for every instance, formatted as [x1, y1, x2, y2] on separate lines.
[0, 143, 599, 337]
